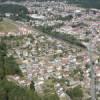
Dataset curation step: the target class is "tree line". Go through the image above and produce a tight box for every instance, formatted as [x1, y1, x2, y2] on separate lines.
[36, 25, 86, 49]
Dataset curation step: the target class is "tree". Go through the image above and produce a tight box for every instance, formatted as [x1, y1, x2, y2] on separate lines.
[4, 90, 9, 100]
[0, 14, 3, 21]
[0, 80, 41, 100]
[30, 81, 35, 91]
[66, 85, 83, 100]
[0, 37, 22, 80]
[0, 37, 7, 79]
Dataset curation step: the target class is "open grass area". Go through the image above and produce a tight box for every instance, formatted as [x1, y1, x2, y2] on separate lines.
[0, 19, 18, 32]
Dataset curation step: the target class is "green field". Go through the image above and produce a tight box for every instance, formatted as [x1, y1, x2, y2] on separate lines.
[0, 19, 18, 32]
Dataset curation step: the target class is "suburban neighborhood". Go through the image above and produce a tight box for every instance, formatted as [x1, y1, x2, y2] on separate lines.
[0, 0, 100, 100]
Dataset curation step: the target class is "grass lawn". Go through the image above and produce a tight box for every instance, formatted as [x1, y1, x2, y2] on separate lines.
[0, 19, 18, 32]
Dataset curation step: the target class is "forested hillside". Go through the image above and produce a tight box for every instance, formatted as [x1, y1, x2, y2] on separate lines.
[0, 4, 28, 14]
[67, 0, 100, 9]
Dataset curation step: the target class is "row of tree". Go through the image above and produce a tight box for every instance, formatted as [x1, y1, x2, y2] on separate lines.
[36, 25, 86, 49]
